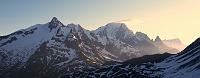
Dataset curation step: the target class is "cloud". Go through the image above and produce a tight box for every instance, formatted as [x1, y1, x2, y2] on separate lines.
[115, 19, 144, 26]
[113, 18, 144, 32]
[115, 19, 132, 23]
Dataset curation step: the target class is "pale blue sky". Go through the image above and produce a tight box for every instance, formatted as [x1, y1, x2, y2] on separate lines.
[0, 0, 173, 32]
[0, 0, 199, 45]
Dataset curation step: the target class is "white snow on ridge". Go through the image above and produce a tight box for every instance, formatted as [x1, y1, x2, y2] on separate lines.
[0, 23, 58, 64]
[94, 22, 134, 39]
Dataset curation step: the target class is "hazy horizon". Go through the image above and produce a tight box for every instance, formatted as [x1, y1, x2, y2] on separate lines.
[1, 0, 200, 45]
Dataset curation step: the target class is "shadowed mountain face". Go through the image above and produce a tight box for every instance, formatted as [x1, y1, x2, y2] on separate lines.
[0, 17, 180, 78]
[155, 38, 200, 78]
[61, 53, 172, 78]
[74, 38, 200, 78]
[64, 37, 200, 78]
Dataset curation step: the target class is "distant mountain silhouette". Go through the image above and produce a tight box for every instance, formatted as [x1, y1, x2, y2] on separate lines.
[163, 38, 186, 51]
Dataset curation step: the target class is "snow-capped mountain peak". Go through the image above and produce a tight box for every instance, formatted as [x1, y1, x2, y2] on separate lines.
[94, 22, 134, 40]
[49, 17, 64, 30]
[105, 22, 132, 33]
[0, 18, 181, 78]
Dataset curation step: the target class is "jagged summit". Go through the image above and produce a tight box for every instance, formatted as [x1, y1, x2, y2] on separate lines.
[49, 17, 64, 30]
[0, 18, 183, 78]
[50, 17, 63, 24]
[155, 36, 162, 42]
[51, 17, 58, 22]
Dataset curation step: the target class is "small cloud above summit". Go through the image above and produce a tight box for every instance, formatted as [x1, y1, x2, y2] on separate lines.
[114, 19, 144, 27]
[113, 18, 144, 32]
[115, 19, 132, 23]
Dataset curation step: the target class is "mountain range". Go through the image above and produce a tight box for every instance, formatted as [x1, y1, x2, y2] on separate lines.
[0, 17, 196, 78]
[65, 37, 200, 78]
[163, 38, 186, 52]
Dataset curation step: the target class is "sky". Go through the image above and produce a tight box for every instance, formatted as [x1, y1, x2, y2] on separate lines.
[0, 0, 200, 45]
